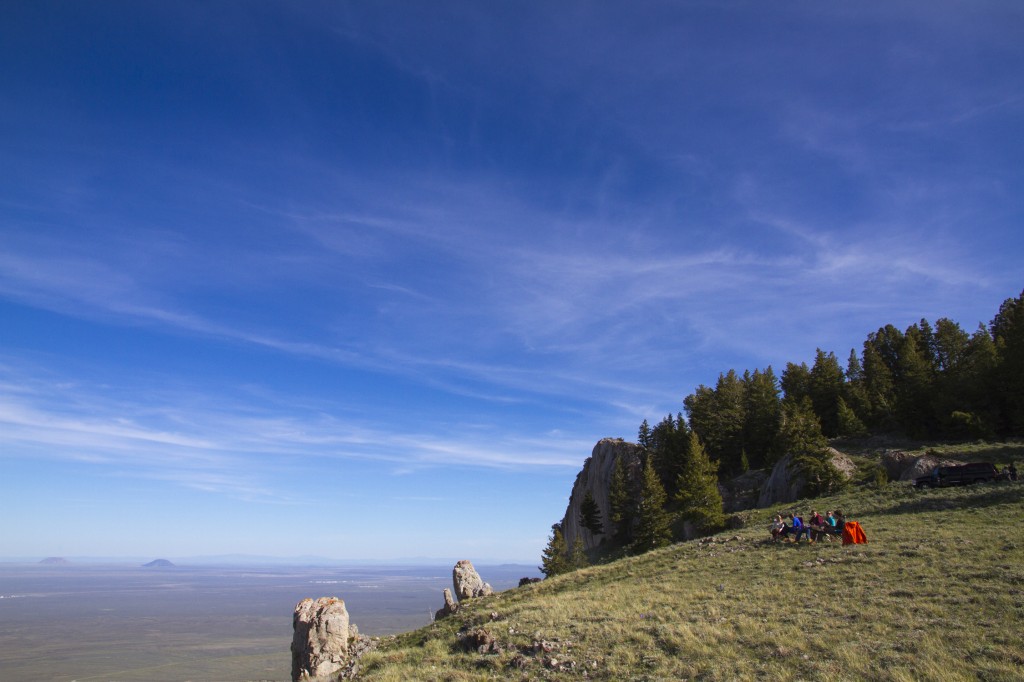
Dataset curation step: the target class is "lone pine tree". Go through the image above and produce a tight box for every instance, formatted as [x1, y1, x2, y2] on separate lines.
[631, 457, 671, 554]
[539, 524, 570, 577]
[674, 431, 725, 534]
[580, 490, 604, 536]
[608, 455, 633, 545]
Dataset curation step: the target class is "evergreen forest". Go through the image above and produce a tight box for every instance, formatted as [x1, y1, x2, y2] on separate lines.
[541, 290, 1024, 575]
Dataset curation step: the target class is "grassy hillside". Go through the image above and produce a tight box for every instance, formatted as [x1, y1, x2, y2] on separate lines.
[356, 467, 1024, 680]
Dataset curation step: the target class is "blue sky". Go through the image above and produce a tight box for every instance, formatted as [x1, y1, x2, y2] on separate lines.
[1, 1, 1022, 563]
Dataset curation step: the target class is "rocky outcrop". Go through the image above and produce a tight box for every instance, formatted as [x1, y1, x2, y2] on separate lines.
[828, 448, 857, 479]
[718, 469, 769, 512]
[757, 448, 855, 508]
[434, 560, 494, 620]
[560, 438, 865, 540]
[291, 597, 350, 682]
[561, 438, 645, 551]
[434, 588, 458, 620]
[453, 559, 492, 601]
[898, 454, 959, 482]
[880, 450, 918, 480]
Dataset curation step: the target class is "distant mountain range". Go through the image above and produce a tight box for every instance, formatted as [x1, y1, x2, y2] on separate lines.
[2, 554, 535, 567]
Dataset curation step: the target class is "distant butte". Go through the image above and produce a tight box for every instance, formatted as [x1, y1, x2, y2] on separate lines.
[142, 559, 175, 568]
[39, 557, 71, 565]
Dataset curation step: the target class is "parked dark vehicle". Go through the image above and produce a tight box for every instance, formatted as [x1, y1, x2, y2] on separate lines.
[914, 462, 999, 488]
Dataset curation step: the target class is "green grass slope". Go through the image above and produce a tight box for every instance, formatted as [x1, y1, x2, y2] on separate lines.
[356, 480, 1024, 681]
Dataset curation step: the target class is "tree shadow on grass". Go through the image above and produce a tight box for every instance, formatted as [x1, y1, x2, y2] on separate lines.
[874, 483, 1023, 517]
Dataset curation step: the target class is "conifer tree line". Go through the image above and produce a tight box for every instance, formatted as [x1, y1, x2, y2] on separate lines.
[677, 290, 1024, 478]
[540, 291, 1024, 575]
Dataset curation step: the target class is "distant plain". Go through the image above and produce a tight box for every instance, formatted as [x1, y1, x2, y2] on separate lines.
[0, 562, 535, 681]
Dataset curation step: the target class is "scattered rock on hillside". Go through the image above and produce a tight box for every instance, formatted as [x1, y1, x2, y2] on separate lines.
[757, 448, 855, 508]
[453, 560, 492, 601]
[291, 597, 349, 682]
[561, 438, 645, 551]
[458, 626, 501, 654]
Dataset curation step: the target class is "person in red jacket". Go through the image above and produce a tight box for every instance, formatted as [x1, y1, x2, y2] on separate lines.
[808, 510, 826, 541]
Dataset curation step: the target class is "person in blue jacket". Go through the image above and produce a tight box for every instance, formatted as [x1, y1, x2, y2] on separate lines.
[789, 513, 811, 543]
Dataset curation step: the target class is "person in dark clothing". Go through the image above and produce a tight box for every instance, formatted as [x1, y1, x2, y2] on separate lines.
[832, 510, 847, 536]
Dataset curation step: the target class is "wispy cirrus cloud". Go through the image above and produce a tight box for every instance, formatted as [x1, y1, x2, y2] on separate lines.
[0, 364, 586, 504]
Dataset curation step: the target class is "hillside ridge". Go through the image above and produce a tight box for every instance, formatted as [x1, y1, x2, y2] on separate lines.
[345, 458, 1024, 681]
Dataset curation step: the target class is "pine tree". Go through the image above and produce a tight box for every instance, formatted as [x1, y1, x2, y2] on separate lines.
[915, 318, 939, 372]
[569, 535, 589, 570]
[539, 524, 570, 577]
[608, 455, 633, 545]
[809, 349, 844, 437]
[674, 431, 725, 533]
[742, 366, 781, 469]
[780, 362, 811, 404]
[683, 385, 715, 449]
[862, 340, 895, 429]
[637, 419, 653, 449]
[842, 348, 871, 423]
[773, 397, 845, 497]
[896, 329, 935, 437]
[580, 490, 604, 536]
[957, 323, 999, 437]
[836, 396, 868, 438]
[712, 370, 746, 476]
[631, 457, 672, 554]
[991, 290, 1024, 435]
[684, 372, 745, 476]
[649, 413, 690, 497]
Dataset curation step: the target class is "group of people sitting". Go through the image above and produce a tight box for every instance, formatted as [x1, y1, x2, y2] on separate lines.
[770, 509, 845, 544]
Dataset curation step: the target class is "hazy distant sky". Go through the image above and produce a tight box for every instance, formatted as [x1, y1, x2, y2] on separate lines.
[2, 1, 1022, 562]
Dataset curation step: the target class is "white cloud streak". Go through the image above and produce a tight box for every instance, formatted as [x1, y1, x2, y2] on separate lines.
[0, 365, 587, 504]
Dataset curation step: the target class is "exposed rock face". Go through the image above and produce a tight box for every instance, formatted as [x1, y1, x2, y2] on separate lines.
[880, 450, 918, 480]
[898, 454, 959, 482]
[719, 469, 769, 512]
[453, 560, 492, 601]
[434, 588, 458, 620]
[757, 448, 855, 508]
[561, 438, 645, 551]
[291, 597, 349, 682]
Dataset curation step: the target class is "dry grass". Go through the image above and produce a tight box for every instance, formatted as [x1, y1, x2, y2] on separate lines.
[355, 476, 1024, 681]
